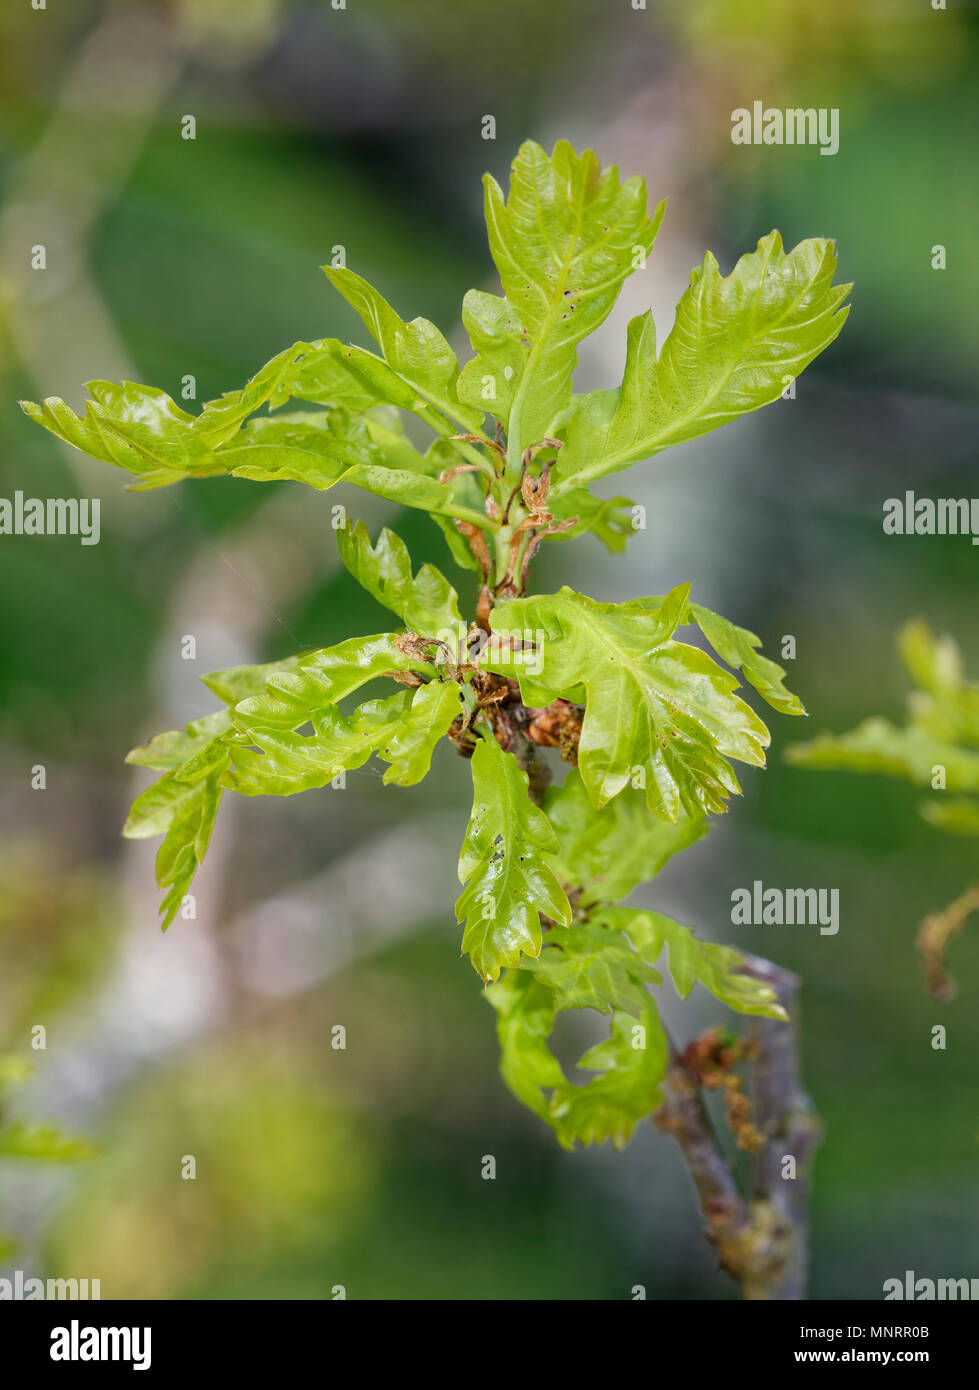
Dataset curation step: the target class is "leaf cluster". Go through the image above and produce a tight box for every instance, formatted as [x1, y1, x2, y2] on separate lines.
[21, 141, 849, 1147]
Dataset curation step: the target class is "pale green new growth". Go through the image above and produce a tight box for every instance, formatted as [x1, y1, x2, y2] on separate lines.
[788, 620, 979, 828]
[22, 140, 849, 1148]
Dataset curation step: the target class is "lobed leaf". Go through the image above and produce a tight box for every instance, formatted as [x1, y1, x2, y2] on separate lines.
[519, 922, 661, 1015]
[323, 265, 484, 433]
[373, 680, 463, 786]
[487, 971, 668, 1149]
[554, 231, 851, 495]
[225, 692, 409, 797]
[455, 735, 572, 982]
[484, 584, 770, 820]
[550, 995, 668, 1148]
[480, 139, 664, 456]
[123, 751, 226, 929]
[230, 633, 433, 728]
[337, 520, 463, 637]
[785, 718, 979, 791]
[599, 906, 787, 1020]
[544, 769, 706, 907]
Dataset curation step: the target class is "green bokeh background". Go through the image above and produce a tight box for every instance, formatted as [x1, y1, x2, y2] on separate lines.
[0, 0, 976, 1299]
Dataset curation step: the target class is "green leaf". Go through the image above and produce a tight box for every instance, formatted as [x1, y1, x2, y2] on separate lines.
[456, 289, 526, 428]
[373, 680, 463, 786]
[125, 711, 232, 772]
[571, 592, 803, 718]
[20, 385, 221, 490]
[551, 996, 668, 1149]
[898, 621, 979, 749]
[554, 231, 851, 495]
[484, 585, 770, 819]
[229, 633, 433, 728]
[788, 622, 979, 842]
[124, 658, 320, 925]
[519, 922, 661, 1015]
[456, 735, 572, 982]
[199, 655, 311, 708]
[193, 340, 328, 446]
[0, 1122, 96, 1162]
[485, 973, 566, 1125]
[785, 718, 979, 791]
[126, 656, 315, 772]
[482, 139, 664, 456]
[544, 769, 706, 906]
[263, 339, 409, 415]
[323, 264, 484, 433]
[21, 387, 492, 525]
[225, 691, 410, 797]
[899, 618, 965, 696]
[686, 602, 805, 717]
[487, 972, 668, 1149]
[123, 750, 227, 928]
[600, 906, 787, 1020]
[337, 520, 464, 637]
[545, 488, 637, 553]
[220, 412, 491, 527]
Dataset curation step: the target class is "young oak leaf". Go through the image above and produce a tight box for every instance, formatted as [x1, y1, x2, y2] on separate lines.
[899, 618, 965, 696]
[484, 973, 567, 1126]
[788, 622, 979, 845]
[544, 769, 706, 907]
[225, 667, 459, 797]
[337, 520, 464, 638]
[126, 657, 317, 778]
[544, 487, 637, 554]
[192, 341, 338, 447]
[225, 692, 411, 797]
[898, 620, 979, 748]
[549, 995, 668, 1149]
[456, 290, 526, 429]
[518, 922, 662, 1016]
[20, 385, 492, 526]
[598, 906, 787, 1020]
[123, 749, 227, 929]
[217, 412, 491, 527]
[456, 735, 572, 982]
[627, 595, 804, 717]
[20, 384, 222, 491]
[785, 718, 979, 791]
[228, 633, 434, 729]
[123, 649, 394, 922]
[478, 139, 664, 455]
[193, 337, 438, 438]
[323, 265, 484, 435]
[486, 972, 668, 1149]
[485, 584, 771, 820]
[372, 680, 463, 786]
[553, 231, 851, 495]
[687, 602, 804, 717]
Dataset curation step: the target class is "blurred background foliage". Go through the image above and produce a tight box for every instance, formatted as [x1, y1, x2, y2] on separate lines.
[0, 0, 976, 1299]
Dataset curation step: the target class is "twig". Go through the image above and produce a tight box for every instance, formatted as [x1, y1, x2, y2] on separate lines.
[657, 956, 820, 1299]
[917, 882, 979, 1001]
[743, 954, 821, 1300]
